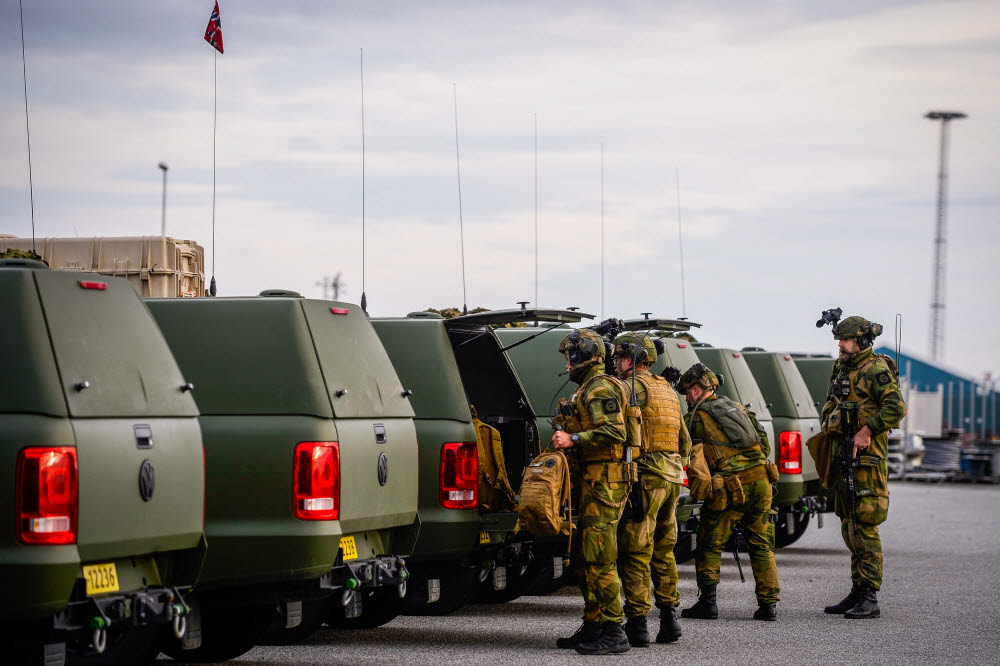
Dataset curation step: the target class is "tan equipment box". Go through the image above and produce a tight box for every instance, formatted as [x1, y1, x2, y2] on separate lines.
[0, 235, 205, 298]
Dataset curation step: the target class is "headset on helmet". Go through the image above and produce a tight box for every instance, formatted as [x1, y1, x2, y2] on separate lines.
[559, 328, 604, 367]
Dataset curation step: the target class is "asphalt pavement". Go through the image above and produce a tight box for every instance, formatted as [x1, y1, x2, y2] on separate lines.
[161, 481, 1000, 665]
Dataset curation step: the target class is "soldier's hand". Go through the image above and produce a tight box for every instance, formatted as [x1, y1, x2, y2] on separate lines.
[553, 431, 574, 450]
[853, 425, 872, 458]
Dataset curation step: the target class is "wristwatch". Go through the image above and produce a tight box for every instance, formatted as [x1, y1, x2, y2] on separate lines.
[570, 434, 581, 444]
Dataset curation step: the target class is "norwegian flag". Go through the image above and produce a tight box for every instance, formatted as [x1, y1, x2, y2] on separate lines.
[204, 1, 224, 54]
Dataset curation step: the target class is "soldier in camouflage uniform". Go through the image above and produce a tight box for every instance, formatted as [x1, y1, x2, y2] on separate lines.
[819, 316, 906, 619]
[611, 333, 691, 647]
[553, 328, 633, 655]
[678, 363, 781, 621]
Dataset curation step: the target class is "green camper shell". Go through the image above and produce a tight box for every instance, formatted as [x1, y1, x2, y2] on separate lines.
[743, 350, 826, 545]
[372, 307, 588, 612]
[794, 356, 836, 410]
[146, 294, 418, 656]
[0, 259, 205, 662]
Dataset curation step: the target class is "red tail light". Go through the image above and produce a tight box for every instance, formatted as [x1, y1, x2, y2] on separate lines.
[677, 343, 688, 348]
[293, 442, 340, 520]
[79, 280, 107, 290]
[17, 447, 78, 545]
[440, 442, 477, 509]
[778, 431, 802, 474]
[681, 466, 689, 487]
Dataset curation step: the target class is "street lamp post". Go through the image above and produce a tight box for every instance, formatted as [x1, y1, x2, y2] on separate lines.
[924, 111, 966, 362]
[158, 161, 169, 237]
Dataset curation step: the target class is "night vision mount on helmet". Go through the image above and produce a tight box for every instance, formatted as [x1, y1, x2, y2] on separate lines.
[816, 307, 883, 350]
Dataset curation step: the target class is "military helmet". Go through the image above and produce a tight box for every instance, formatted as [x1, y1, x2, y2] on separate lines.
[559, 328, 605, 367]
[676, 362, 721, 393]
[833, 315, 883, 349]
[612, 332, 657, 365]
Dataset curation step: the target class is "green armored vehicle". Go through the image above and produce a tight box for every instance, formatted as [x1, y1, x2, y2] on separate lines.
[742, 350, 824, 546]
[147, 292, 417, 659]
[0, 259, 206, 664]
[372, 307, 589, 612]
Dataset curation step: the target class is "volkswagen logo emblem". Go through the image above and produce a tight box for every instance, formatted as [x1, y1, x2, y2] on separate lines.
[377, 452, 389, 487]
[139, 460, 156, 502]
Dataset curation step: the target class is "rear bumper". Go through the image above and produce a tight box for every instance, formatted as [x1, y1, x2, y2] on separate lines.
[52, 584, 192, 634]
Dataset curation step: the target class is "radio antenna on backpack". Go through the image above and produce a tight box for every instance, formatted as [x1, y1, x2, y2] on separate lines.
[360, 48, 368, 313]
[18, 0, 36, 255]
[452, 83, 468, 316]
[895, 314, 902, 373]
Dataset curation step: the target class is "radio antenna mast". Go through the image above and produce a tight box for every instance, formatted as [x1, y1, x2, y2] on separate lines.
[452, 83, 468, 316]
[360, 48, 368, 313]
[534, 112, 538, 308]
[601, 142, 605, 320]
[18, 0, 36, 254]
[675, 168, 687, 317]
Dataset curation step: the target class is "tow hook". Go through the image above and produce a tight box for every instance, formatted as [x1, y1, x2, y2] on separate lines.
[341, 577, 360, 607]
[478, 560, 493, 583]
[89, 616, 108, 655]
[168, 586, 190, 639]
[398, 564, 409, 599]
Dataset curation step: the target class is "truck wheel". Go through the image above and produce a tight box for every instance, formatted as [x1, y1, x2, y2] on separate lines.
[326, 587, 405, 629]
[774, 510, 811, 548]
[673, 531, 696, 564]
[159, 602, 273, 663]
[258, 597, 330, 646]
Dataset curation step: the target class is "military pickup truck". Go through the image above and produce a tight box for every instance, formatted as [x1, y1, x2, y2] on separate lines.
[0, 259, 206, 665]
[147, 292, 417, 659]
[372, 307, 589, 612]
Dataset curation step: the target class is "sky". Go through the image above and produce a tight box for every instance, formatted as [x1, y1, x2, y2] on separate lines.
[1, 0, 998, 382]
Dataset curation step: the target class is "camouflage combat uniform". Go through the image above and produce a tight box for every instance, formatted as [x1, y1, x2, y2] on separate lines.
[821, 346, 906, 591]
[686, 395, 780, 606]
[560, 363, 631, 625]
[618, 369, 691, 617]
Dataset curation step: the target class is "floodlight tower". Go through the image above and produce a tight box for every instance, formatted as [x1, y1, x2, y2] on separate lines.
[925, 111, 966, 362]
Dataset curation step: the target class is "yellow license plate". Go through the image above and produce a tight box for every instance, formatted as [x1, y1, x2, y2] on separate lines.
[82, 563, 120, 596]
[479, 531, 491, 544]
[340, 536, 359, 560]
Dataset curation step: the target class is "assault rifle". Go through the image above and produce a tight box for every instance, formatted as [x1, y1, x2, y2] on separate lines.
[838, 401, 861, 534]
[731, 527, 746, 583]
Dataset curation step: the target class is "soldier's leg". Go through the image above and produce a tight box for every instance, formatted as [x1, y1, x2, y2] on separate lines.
[693, 507, 739, 590]
[618, 481, 667, 619]
[578, 480, 628, 624]
[651, 482, 682, 608]
[740, 479, 780, 605]
[842, 520, 883, 591]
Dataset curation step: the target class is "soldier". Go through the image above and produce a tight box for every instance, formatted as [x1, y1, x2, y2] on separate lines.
[677, 363, 780, 621]
[611, 333, 691, 647]
[819, 316, 905, 619]
[552, 328, 633, 655]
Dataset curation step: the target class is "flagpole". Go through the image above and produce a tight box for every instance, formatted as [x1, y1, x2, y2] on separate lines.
[210, 48, 217, 296]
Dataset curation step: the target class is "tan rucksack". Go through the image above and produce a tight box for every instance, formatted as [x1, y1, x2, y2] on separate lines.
[517, 449, 573, 563]
[471, 406, 517, 512]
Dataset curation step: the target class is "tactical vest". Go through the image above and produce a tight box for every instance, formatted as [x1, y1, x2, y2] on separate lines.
[569, 374, 641, 464]
[635, 373, 682, 455]
[690, 396, 761, 450]
[825, 356, 880, 435]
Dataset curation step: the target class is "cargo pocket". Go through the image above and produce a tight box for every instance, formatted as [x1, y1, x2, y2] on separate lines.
[579, 517, 618, 564]
[706, 475, 729, 511]
[854, 454, 889, 526]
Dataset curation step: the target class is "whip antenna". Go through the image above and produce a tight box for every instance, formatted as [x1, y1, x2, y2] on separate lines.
[676, 168, 686, 317]
[534, 112, 538, 308]
[452, 83, 468, 316]
[601, 142, 605, 320]
[895, 314, 902, 372]
[360, 48, 368, 313]
[18, 0, 36, 254]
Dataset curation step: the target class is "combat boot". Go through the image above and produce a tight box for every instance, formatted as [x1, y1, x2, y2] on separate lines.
[681, 584, 718, 620]
[655, 605, 682, 643]
[623, 616, 649, 648]
[844, 584, 880, 619]
[753, 603, 777, 621]
[556, 621, 601, 649]
[824, 583, 862, 614]
[575, 622, 630, 655]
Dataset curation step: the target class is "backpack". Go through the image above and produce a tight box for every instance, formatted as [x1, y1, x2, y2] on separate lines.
[517, 450, 573, 564]
[695, 397, 762, 450]
[874, 353, 900, 383]
[471, 406, 516, 512]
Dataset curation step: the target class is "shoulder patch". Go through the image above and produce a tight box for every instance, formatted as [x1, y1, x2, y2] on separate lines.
[876, 371, 891, 386]
[602, 398, 620, 414]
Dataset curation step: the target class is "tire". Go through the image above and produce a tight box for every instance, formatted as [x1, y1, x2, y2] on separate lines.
[774, 510, 811, 548]
[326, 587, 405, 629]
[159, 602, 273, 663]
[673, 530, 696, 564]
[258, 597, 331, 646]
[400, 564, 480, 617]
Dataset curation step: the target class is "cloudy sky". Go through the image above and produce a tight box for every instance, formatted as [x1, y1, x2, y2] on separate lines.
[1, 1, 998, 380]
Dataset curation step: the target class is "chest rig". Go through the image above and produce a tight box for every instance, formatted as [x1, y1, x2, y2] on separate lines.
[635, 373, 681, 455]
